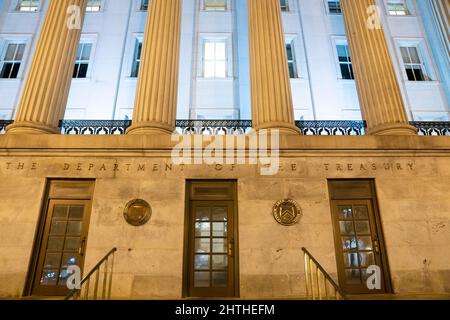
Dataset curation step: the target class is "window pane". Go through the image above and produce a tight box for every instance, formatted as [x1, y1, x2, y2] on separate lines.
[10, 63, 21, 78]
[15, 44, 26, 60]
[408, 47, 420, 64]
[0, 63, 12, 78]
[194, 272, 210, 287]
[4, 44, 17, 60]
[215, 42, 226, 60]
[215, 61, 226, 78]
[195, 222, 211, 237]
[195, 238, 211, 253]
[204, 42, 215, 60]
[194, 255, 210, 270]
[212, 272, 227, 287]
[204, 61, 215, 78]
[81, 44, 92, 61]
[77, 63, 88, 78]
[400, 47, 410, 63]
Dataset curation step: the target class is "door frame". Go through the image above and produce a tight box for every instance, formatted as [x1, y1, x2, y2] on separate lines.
[182, 180, 240, 298]
[32, 199, 92, 296]
[327, 179, 393, 294]
[23, 179, 95, 297]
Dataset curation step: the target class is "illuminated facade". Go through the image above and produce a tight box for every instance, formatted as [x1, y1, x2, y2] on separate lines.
[0, 0, 449, 300]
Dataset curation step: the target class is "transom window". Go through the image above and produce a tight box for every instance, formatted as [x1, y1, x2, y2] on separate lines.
[0, 43, 25, 79]
[400, 46, 430, 81]
[73, 43, 92, 79]
[204, 0, 227, 11]
[336, 44, 354, 80]
[203, 40, 227, 78]
[328, 1, 342, 14]
[387, 1, 410, 16]
[16, 0, 39, 12]
[131, 39, 143, 78]
[86, 0, 102, 12]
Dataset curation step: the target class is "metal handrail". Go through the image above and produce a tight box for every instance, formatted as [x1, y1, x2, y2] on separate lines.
[65, 247, 117, 300]
[302, 247, 348, 300]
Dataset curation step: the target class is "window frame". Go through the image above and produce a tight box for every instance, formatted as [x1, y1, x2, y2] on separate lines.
[325, 0, 342, 15]
[395, 39, 435, 83]
[383, 0, 415, 17]
[85, 0, 105, 13]
[0, 35, 31, 81]
[198, 34, 233, 80]
[130, 36, 143, 78]
[13, 0, 40, 12]
[332, 37, 355, 81]
[200, 0, 231, 12]
[72, 35, 97, 81]
[285, 36, 299, 79]
[138, 0, 150, 12]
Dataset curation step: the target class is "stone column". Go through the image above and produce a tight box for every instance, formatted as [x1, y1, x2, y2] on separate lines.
[248, 0, 300, 135]
[126, 0, 182, 135]
[7, 0, 87, 134]
[340, 0, 416, 135]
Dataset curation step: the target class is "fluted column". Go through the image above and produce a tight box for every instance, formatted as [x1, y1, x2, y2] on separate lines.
[341, 0, 416, 135]
[7, 0, 87, 134]
[126, 0, 182, 135]
[248, 0, 300, 135]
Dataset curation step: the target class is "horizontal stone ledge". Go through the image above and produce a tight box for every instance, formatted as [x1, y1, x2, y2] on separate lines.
[0, 134, 449, 152]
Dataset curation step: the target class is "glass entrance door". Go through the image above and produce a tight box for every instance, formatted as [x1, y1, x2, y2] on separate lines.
[184, 180, 238, 298]
[331, 199, 388, 294]
[32, 200, 91, 296]
[188, 202, 236, 297]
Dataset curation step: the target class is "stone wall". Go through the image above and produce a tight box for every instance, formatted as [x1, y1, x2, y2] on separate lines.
[0, 135, 449, 298]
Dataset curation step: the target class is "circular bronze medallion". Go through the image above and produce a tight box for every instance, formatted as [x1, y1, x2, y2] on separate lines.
[123, 199, 152, 226]
[273, 199, 302, 226]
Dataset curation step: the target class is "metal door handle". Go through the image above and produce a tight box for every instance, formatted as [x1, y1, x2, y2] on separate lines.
[373, 238, 380, 254]
[228, 239, 234, 257]
[79, 237, 87, 256]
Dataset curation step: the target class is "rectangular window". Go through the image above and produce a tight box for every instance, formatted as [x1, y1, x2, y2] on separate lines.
[387, 1, 410, 16]
[0, 43, 25, 79]
[280, 0, 289, 12]
[204, 0, 227, 11]
[286, 41, 297, 78]
[16, 0, 39, 12]
[73, 42, 92, 79]
[86, 0, 102, 12]
[400, 46, 429, 81]
[140, 0, 149, 11]
[336, 44, 354, 80]
[328, 1, 341, 14]
[203, 40, 227, 78]
[131, 39, 143, 78]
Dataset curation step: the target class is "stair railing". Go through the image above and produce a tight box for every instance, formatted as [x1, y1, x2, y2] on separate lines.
[302, 247, 348, 300]
[66, 247, 117, 300]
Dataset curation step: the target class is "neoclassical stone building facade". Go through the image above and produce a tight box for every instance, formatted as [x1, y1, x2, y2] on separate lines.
[0, 0, 449, 299]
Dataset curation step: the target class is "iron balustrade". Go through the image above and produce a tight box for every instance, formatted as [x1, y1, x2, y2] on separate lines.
[302, 247, 348, 300]
[60, 120, 132, 135]
[296, 120, 366, 135]
[411, 121, 450, 136]
[65, 247, 117, 300]
[0, 119, 449, 136]
[0, 120, 13, 134]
